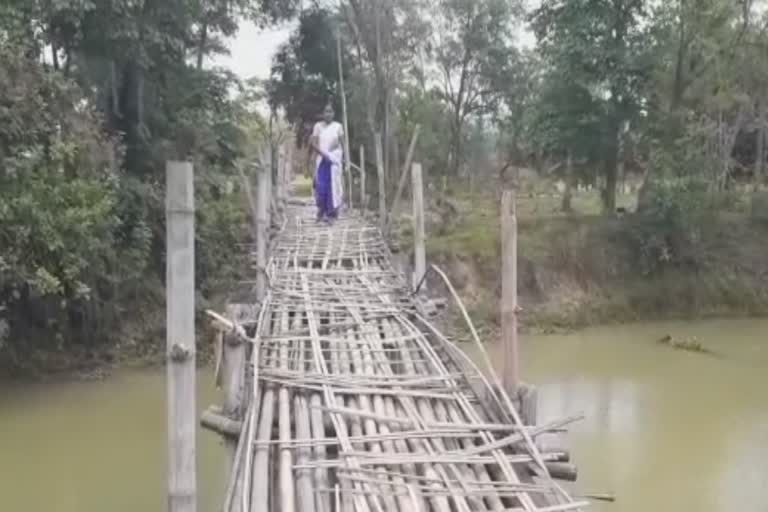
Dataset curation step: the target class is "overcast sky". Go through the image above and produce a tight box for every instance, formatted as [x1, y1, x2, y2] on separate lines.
[212, 21, 294, 80]
[213, 16, 535, 81]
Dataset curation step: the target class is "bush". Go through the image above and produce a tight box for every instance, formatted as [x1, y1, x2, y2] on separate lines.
[627, 178, 735, 274]
[0, 48, 151, 360]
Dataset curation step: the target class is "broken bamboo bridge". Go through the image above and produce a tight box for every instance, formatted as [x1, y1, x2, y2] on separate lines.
[193, 160, 590, 512]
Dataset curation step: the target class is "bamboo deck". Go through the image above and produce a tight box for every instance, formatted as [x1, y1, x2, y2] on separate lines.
[217, 205, 585, 512]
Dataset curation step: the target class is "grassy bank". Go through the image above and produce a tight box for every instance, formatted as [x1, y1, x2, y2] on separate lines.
[407, 186, 768, 333]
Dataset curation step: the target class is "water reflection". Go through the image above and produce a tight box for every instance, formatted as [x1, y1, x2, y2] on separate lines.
[538, 378, 641, 434]
[0, 318, 766, 512]
[486, 318, 768, 512]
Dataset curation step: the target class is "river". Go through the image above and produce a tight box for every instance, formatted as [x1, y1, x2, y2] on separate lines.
[1, 318, 766, 511]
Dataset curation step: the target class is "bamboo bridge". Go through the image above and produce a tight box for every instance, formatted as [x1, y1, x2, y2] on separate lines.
[197, 178, 586, 511]
[162, 150, 589, 512]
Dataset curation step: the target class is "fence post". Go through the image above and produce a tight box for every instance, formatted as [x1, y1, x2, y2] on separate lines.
[501, 190, 519, 394]
[255, 164, 269, 302]
[221, 304, 246, 468]
[276, 145, 286, 213]
[375, 132, 386, 230]
[360, 145, 366, 213]
[412, 162, 426, 291]
[165, 161, 197, 512]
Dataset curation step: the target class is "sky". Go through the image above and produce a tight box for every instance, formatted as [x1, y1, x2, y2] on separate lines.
[213, 14, 536, 82]
[211, 21, 295, 80]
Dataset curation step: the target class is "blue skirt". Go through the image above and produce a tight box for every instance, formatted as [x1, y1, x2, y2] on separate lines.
[315, 158, 337, 219]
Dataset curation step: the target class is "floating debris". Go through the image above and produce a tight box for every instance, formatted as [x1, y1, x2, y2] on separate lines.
[657, 334, 715, 355]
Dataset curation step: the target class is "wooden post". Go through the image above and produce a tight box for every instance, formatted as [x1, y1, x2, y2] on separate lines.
[375, 132, 386, 230]
[337, 30, 352, 211]
[284, 144, 294, 200]
[256, 164, 269, 302]
[519, 384, 538, 426]
[222, 304, 247, 467]
[276, 146, 286, 213]
[265, 152, 274, 229]
[501, 190, 519, 394]
[388, 125, 422, 229]
[359, 145, 366, 212]
[412, 162, 426, 291]
[165, 161, 196, 512]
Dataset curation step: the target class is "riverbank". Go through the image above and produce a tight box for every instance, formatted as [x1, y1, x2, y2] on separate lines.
[405, 187, 768, 334]
[0, 286, 224, 380]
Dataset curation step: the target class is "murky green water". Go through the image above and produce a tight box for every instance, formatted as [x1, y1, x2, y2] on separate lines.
[485, 318, 768, 512]
[0, 318, 766, 512]
[0, 370, 226, 512]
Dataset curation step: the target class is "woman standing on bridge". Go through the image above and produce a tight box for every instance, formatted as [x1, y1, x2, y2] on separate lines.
[310, 102, 344, 223]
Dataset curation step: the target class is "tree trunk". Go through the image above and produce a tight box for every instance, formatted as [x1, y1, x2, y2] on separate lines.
[671, 1, 686, 111]
[561, 152, 573, 213]
[197, 22, 208, 71]
[755, 98, 765, 180]
[51, 44, 60, 71]
[602, 120, 620, 214]
[450, 117, 462, 176]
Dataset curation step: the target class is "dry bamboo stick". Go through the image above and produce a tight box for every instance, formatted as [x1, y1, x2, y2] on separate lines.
[300, 288, 332, 512]
[294, 340, 316, 512]
[278, 324, 296, 512]
[250, 346, 276, 512]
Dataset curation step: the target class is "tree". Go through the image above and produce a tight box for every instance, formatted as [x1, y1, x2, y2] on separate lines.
[430, 0, 519, 176]
[528, 67, 603, 210]
[532, 0, 651, 212]
[0, 0, 298, 366]
[269, 6, 351, 141]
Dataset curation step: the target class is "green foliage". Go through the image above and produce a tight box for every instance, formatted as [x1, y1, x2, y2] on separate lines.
[0, 46, 151, 356]
[269, 7, 349, 138]
[430, 0, 519, 174]
[399, 86, 453, 175]
[0, 0, 292, 369]
[627, 179, 730, 274]
[531, 0, 652, 210]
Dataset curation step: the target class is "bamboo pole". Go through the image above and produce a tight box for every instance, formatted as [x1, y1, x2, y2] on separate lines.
[375, 132, 386, 230]
[500, 190, 519, 394]
[276, 146, 286, 214]
[411, 163, 426, 291]
[265, 154, 273, 229]
[165, 161, 197, 512]
[256, 165, 269, 301]
[360, 145, 366, 213]
[337, 29, 352, 211]
[278, 311, 296, 512]
[222, 305, 247, 461]
[251, 351, 276, 512]
[387, 125, 421, 229]
[295, 344, 317, 512]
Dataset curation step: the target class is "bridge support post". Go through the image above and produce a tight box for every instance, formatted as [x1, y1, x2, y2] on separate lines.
[221, 304, 247, 466]
[412, 162, 426, 291]
[256, 163, 269, 302]
[360, 145, 366, 213]
[518, 383, 538, 426]
[501, 189, 519, 395]
[266, 152, 273, 229]
[375, 132, 386, 230]
[165, 161, 197, 512]
[276, 146, 286, 215]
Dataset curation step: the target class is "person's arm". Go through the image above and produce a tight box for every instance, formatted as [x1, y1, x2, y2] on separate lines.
[309, 141, 334, 162]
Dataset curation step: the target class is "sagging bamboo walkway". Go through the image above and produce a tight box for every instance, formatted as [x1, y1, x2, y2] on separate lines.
[206, 202, 585, 512]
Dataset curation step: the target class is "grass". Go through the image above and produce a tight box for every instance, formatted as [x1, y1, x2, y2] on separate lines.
[419, 186, 768, 332]
[293, 175, 313, 198]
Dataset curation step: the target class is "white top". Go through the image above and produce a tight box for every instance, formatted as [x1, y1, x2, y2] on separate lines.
[312, 121, 344, 167]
